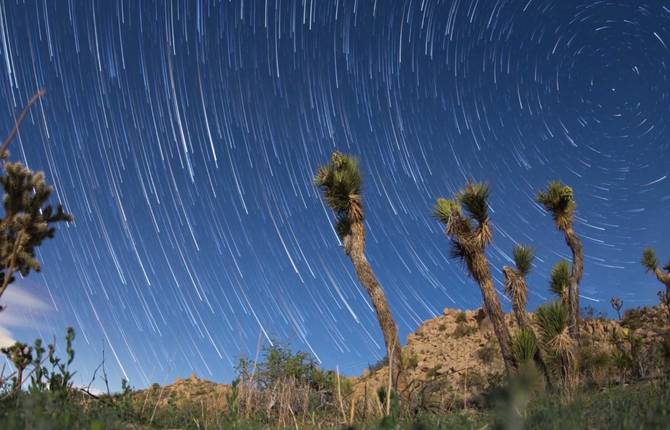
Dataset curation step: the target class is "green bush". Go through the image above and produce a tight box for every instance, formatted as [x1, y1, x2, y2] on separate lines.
[453, 322, 477, 338]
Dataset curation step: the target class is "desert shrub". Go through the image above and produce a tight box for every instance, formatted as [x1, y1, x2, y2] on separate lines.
[477, 339, 498, 364]
[620, 307, 652, 330]
[455, 312, 468, 323]
[402, 350, 419, 370]
[233, 342, 349, 426]
[462, 369, 487, 393]
[453, 322, 477, 338]
[579, 345, 612, 387]
[426, 364, 443, 379]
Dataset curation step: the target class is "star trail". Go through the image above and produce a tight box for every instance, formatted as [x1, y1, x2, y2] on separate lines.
[0, 0, 668, 389]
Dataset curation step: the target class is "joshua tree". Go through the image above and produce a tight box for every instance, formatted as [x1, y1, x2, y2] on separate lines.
[503, 244, 551, 385]
[537, 181, 583, 342]
[610, 297, 623, 320]
[641, 248, 670, 291]
[549, 260, 570, 305]
[535, 301, 577, 398]
[434, 182, 516, 375]
[314, 151, 403, 392]
[642, 248, 670, 320]
[0, 90, 73, 307]
[503, 245, 536, 330]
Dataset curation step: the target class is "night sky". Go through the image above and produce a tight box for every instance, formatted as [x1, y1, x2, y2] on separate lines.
[0, 0, 668, 390]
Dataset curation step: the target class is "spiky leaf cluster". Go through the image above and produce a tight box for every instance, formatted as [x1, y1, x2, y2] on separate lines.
[502, 266, 526, 310]
[457, 182, 490, 224]
[512, 328, 538, 364]
[641, 248, 659, 272]
[433, 182, 492, 274]
[432, 198, 461, 225]
[0, 161, 72, 283]
[537, 181, 575, 230]
[314, 151, 363, 239]
[535, 301, 569, 345]
[550, 260, 570, 302]
[512, 244, 535, 276]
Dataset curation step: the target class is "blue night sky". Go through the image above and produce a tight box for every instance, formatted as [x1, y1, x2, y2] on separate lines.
[0, 0, 668, 390]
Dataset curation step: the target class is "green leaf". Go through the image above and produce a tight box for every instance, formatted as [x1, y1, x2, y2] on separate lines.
[513, 244, 535, 276]
[457, 182, 490, 223]
[641, 248, 658, 272]
[433, 198, 460, 225]
[550, 260, 570, 300]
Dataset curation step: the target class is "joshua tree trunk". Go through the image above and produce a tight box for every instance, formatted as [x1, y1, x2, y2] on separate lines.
[345, 221, 404, 393]
[562, 226, 583, 343]
[471, 253, 516, 375]
[653, 268, 670, 290]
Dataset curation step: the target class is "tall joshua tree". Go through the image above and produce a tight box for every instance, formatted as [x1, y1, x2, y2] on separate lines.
[0, 90, 72, 307]
[503, 244, 551, 386]
[434, 182, 516, 375]
[537, 181, 583, 342]
[314, 151, 403, 392]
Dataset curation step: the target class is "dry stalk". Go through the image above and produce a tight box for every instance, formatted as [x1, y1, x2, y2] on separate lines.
[336, 365, 346, 423]
[348, 394, 356, 425]
[386, 341, 394, 416]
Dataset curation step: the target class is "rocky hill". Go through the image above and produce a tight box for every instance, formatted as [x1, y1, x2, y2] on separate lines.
[129, 304, 670, 422]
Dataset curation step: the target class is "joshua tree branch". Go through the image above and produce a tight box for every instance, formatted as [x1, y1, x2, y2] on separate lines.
[0, 230, 25, 302]
[653, 268, 670, 289]
[0, 89, 46, 157]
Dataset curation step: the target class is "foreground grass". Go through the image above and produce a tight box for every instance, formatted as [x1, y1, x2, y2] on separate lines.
[522, 382, 670, 430]
[1, 381, 669, 429]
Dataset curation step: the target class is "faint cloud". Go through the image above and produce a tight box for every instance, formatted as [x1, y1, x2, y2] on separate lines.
[0, 326, 14, 348]
[0, 284, 52, 348]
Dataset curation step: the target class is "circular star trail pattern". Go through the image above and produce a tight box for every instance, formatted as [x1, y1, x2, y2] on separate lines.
[0, 0, 668, 387]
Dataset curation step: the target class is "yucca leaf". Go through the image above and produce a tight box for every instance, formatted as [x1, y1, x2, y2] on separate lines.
[513, 244, 535, 276]
[457, 182, 490, 224]
[537, 181, 575, 228]
[641, 248, 658, 272]
[314, 151, 363, 217]
[550, 260, 570, 301]
[512, 328, 538, 364]
[433, 198, 460, 225]
[535, 301, 569, 345]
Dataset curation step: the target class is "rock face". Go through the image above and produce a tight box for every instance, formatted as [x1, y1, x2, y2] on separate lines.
[132, 374, 232, 418]
[349, 304, 670, 414]
[350, 307, 510, 413]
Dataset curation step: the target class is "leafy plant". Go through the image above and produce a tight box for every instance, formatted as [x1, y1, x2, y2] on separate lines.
[549, 260, 570, 303]
[512, 329, 538, 365]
